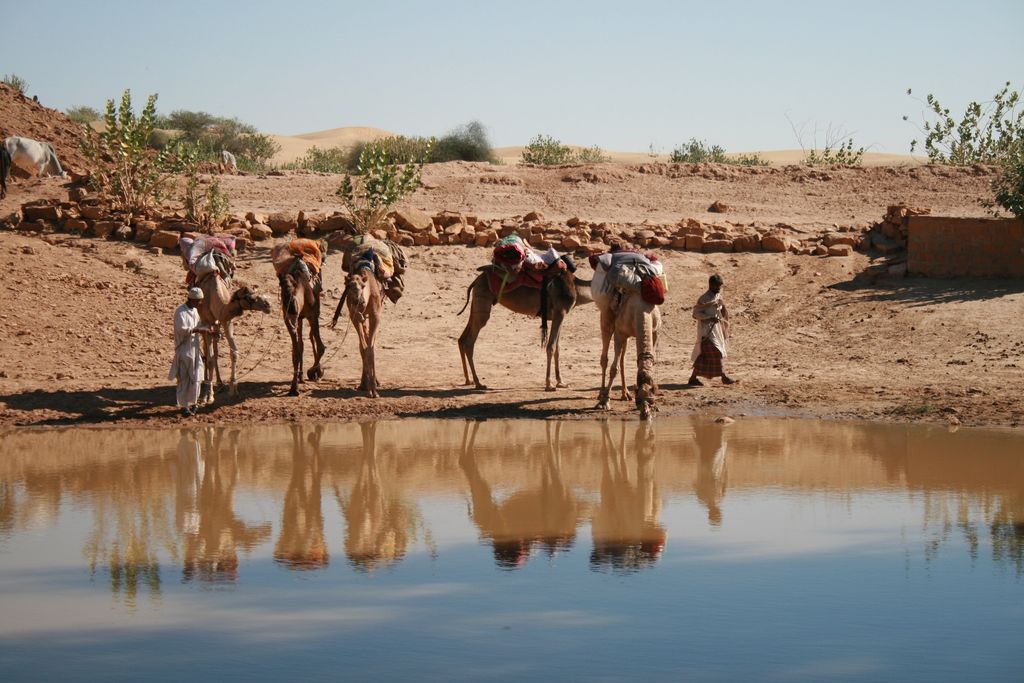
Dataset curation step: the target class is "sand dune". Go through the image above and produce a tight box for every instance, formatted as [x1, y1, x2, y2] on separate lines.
[270, 126, 394, 164]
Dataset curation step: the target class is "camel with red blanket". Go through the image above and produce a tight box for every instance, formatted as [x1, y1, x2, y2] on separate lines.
[273, 238, 328, 396]
[457, 236, 593, 391]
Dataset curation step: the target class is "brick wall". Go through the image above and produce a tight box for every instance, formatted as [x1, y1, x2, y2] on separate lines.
[907, 216, 1024, 277]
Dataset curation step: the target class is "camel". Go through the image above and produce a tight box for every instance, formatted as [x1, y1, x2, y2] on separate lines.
[332, 262, 384, 397]
[277, 246, 327, 396]
[594, 270, 661, 420]
[195, 272, 272, 404]
[457, 264, 593, 391]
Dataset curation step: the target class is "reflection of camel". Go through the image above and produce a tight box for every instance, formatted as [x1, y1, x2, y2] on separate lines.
[591, 421, 665, 573]
[180, 427, 272, 582]
[333, 266, 384, 397]
[337, 421, 425, 571]
[274, 425, 329, 570]
[694, 423, 729, 527]
[595, 286, 661, 419]
[196, 273, 272, 403]
[460, 420, 586, 569]
[457, 265, 593, 391]
[278, 249, 327, 396]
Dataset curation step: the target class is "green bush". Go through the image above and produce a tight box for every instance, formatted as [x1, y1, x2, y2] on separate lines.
[337, 138, 431, 233]
[521, 135, 575, 165]
[282, 145, 350, 173]
[66, 105, 102, 125]
[172, 140, 231, 227]
[2, 74, 27, 94]
[153, 109, 280, 171]
[433, 121, 497, 163]
[80, 90, 177, 216]
[983, 141, 1024, 220]
[573, 145, 611, 163]
[905, 83, 1023, 165]
[803, 139, 864, 167]
[670, 139, 727, 163]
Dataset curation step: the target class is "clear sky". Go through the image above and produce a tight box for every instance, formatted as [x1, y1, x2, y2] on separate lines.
[5, 0, 1022, 153]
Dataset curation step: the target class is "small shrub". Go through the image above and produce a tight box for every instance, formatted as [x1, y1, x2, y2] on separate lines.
[670, 139, 727, 163]
[905, 83, 1023, 165]
[521, 135, 575, 165]
[433, 120, 497, 163]
[521, 135, 609, 165]
[983, 141, 1024, 220]
[153, 109, 280, 170]
[173, 140, 231, 227]
[66, 105, 102, 125]
[337, 138, 432, 233]
[574, 145, 611, 163]
[80, 90, 177, 217]
[283, 145, 350, 173]
[787, 117, 865, 167]
[732, 153, 770, 167]
[2, 74, 28, 94]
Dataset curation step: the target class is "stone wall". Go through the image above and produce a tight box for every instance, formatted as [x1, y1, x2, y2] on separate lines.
[907, 216, 1024, 277]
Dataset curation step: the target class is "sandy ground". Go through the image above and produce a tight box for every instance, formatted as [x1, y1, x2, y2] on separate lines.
[0, 163, 1021, 430]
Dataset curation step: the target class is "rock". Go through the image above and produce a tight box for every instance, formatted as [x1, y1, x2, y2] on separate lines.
[234, 236, 250, 252]
[249, 223, 272, 241]
[474, 230, 497, 247]
[708, 200, 728, 213]
[670, 237, 689, 249]
[91, 220, 121, 238]
[685, 234, 705, 251]
[761, 234, 791, 252]
[566, 216, 581, 227]
[22, 203, 62, 222]
[433, 210, 465, 228]
[63, 218, 88, 234]
[523, 210, 544, 222]
[150, 230, 181, 250]
[68, 187, 89, 202]
[319, 214, 355, 234]
[827, 244, 852, 257]
[397, 233, 415, 247]
[703, 239, 733, 253]
[149, 247, 163, 255]
[80, 205, 105, 220]
[887, 263, 907, 278]
[370, 229, 388, 241]
[391, 208, 433, 232]
[823, 232, 859, 247]
[246, 211, 268, 225]
[814, 244, 829, 256]
[133, 220, 157, 243]
[732, 234, 760, 252]
[267, 212, 297, 235]
[113, 225, 133, 241]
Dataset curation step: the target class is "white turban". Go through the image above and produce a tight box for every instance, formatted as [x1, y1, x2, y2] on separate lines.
[187, 287, 204, 301]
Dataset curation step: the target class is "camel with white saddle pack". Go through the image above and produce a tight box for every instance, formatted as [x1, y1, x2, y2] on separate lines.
[180, 235, 272, 403]
[273, 238, 329, 396]
[591, 248, 665, 420]
[458, 234, 593, 391]
[330, 235, 407, 398]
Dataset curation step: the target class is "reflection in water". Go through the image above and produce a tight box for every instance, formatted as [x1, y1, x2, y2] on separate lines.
[590, 421, 665, 574]
[461, 421, 586, 569]
[182, 428, 272, 582]
[338, 421, 427, 572]
[274, 426, 328, 570]
[694, 423, 728, 526]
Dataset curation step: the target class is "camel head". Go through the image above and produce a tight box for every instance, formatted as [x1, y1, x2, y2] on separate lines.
[232, 285, 272, 314]
[635, 351, 657, 420]
[344, 267, 374, 323]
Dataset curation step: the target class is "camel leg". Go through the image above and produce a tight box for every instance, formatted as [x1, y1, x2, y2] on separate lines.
[201, 332, 215, 406]
[365, 312, 380, 398]
[618, 339, 633, 401]
[605, 331, 626, 409]
[296, 318, 305, 383]
[286, 316, 301, 396]
[458, 292, 491, 390]
[545, 310, 568, 391]
[306, 313, 325, 381]
[354, 319, 370, 392]
[224, 320, 239, 396]
[596, 308, 614, 409]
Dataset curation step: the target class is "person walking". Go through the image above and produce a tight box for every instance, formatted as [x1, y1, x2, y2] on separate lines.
[169, 287, 208, 416]
[688, 274, 738, 386]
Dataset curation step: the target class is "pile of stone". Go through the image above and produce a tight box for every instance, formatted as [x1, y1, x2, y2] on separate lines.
[3, 188, 875, 260]
[860, 204, 931, 255]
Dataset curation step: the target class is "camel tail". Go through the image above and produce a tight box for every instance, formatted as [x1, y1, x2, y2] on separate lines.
[457, 274, 481, 316]
[573, 276, 593, 306]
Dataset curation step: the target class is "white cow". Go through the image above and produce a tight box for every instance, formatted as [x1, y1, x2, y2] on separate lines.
[219, 150, 237, 174]
[2, 136, 66, 179]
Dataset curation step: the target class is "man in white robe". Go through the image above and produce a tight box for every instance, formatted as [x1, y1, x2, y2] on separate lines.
[688, 274, 738, 386]
[169, 288, 208, 416]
